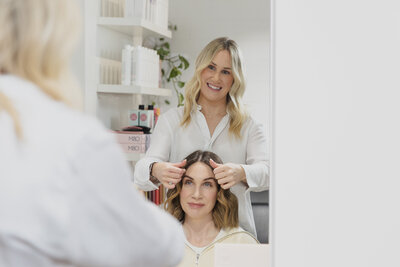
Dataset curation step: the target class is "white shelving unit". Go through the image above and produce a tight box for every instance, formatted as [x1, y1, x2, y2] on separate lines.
[125, 153, 145, 162]
[98, 17, 171, 41]
[98, 84, 171, 96]
[83, 0, 171, 161]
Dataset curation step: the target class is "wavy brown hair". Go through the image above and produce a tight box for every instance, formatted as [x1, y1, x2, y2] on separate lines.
[164, 150, 239, 229]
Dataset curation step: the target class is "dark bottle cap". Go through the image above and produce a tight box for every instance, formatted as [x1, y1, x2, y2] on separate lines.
[147, 105, 154, 110]
[138, 104, 145, 110]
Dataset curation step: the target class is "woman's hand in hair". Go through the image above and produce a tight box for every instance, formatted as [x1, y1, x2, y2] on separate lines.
[210, 159, 247, 189]
[152, 160, 186, 189]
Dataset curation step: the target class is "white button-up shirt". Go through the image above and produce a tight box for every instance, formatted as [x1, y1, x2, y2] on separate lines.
[134, 106, 269, 237]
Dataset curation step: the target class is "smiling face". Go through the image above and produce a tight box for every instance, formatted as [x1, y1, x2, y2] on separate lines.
[179, 162, 218, 222]
[198, 50, 234, 107]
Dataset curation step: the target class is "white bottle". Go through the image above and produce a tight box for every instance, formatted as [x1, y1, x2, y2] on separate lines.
[124, 0, 133, 17]
[152, 49, 160, 87]
[121, 45, 132, 85]
[136, 46, 144, 86]
[134, 0, 146, 20]
[131, 46, 137, 84]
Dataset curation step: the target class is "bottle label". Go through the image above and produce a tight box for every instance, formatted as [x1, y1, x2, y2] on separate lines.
[130, 113, 138, 121]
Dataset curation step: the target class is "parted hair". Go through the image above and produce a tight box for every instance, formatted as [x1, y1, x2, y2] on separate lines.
[181, 37, 248, 139]
[0, 0, 81, 139]
[164, 150, 239, 229]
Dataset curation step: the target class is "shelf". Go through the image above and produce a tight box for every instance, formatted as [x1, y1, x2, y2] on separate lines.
[97, 84, 171, 96]
[125, 153, 145, 161]
[98, 17, 171, 39]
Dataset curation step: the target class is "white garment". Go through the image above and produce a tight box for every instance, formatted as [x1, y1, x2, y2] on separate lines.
[177, 227, 258, 267]
[0, 75, 184, 267]
[134, 107, 269, 237]
[184, 228, 225, 255]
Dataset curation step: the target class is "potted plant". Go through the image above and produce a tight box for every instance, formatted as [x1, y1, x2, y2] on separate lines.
[152, 25, 189, 107]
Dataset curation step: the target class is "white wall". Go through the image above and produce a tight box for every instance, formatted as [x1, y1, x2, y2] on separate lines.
[168, 0, 270, 132]
[272, 0, 400, 266]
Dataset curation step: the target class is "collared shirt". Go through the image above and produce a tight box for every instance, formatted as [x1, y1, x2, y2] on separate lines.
[134, 106, 269, 237]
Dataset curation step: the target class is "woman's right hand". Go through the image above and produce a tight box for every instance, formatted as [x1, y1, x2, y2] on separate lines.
[151, 160, 186, 189]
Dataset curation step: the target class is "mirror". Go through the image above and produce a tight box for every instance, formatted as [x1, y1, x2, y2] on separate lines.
[167, 0, 270, 243]
[72, 0, 270, 246]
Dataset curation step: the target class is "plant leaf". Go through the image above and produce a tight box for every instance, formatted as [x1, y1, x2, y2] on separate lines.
[179, 93, 184, 104]
[169, 67, 181, 79]
[165, 99, 170, 105]
[179, 56, 190, 70]
[177, 81, 185, 88]
[157, 47, 169, 57]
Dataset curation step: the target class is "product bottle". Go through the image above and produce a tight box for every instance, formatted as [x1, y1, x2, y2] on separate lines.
[154, 107, 160, 126]
[121, 45, 132, 85]
[128, 109, 139, 126]
[131, 46, 137, 84]
[136, 46, 144, 86]
[148, 105, 159, 130]
[138, 104, 153, 129]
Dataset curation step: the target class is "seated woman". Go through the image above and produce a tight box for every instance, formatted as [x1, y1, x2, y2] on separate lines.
[165, 150, 259, 267]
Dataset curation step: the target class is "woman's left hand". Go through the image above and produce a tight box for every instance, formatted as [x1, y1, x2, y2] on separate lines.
[210, 159, 247, 189]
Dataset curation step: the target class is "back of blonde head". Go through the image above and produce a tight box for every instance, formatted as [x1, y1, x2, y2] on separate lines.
[181, 37, 248, 138]
[0, 0, 81, 138]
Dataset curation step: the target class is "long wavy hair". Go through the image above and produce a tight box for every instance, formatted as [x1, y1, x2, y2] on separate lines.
[0, 0, 81, 139]
[181, 37, 248, 139]
[164, 150, 239, 229]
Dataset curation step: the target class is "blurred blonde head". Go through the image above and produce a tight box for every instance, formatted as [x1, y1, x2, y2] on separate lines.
[181, 37, 248, 138]
[0, 0, 81, 139]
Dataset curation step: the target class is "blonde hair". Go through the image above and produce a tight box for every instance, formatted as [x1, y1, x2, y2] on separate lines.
[164, 150, 239, 229]
[181, 37, 248, 138]
[0, 0, 81, 139]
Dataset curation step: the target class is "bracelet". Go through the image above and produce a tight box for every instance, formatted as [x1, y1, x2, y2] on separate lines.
[149, 162, 159, 184]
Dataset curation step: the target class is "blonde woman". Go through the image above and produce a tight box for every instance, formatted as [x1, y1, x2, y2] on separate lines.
[134, 37, 269, 237]
[0, 0, 183, 266]
[165, 150, 258, 267]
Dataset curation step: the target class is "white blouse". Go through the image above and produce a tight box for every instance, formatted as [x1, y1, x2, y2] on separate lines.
[0, 75, 184, 267]
[134, 106, 269, 237]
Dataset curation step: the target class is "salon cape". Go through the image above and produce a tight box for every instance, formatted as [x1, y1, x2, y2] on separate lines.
[177, 227, 259, 267]
[0, 75, 184, 267]
[134, 106, 269, 237]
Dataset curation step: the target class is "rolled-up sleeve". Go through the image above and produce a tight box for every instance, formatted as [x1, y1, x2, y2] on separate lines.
[133, 112, 174, 191]
[241, 120, 269, 192]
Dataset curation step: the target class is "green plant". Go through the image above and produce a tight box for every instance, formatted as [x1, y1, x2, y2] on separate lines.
[153, 26, 189, 107]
